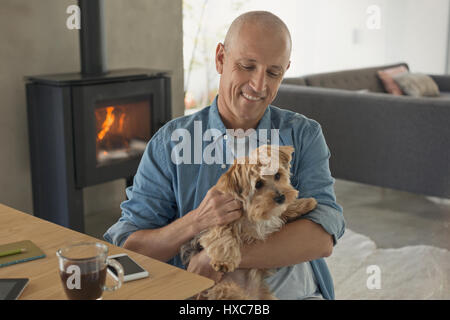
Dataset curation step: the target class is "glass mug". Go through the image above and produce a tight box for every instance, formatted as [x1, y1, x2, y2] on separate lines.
[56, 242, 124, 300]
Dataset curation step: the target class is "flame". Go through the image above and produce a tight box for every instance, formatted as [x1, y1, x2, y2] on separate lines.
[97, 106, 115, 141]
[118, 113, 125, 133]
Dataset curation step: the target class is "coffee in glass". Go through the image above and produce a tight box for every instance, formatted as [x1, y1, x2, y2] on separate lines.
[56, 242, 123, 300]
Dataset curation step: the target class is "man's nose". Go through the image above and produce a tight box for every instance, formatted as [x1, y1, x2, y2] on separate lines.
[249, 69, 267, 94]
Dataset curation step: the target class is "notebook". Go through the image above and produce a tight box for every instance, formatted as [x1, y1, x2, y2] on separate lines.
[0, 240, 46, 268]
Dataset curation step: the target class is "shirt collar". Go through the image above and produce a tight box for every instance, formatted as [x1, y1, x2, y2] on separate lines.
[208, 96, 227, 134]
[208, 95, 272, 136]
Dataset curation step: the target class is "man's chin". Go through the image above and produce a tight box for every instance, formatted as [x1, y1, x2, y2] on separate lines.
[235, 108, 264, 124]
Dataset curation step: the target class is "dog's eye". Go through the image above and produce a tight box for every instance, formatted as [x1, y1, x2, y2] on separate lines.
[274, 172, 281, 181]
[255, 180, 264, 189]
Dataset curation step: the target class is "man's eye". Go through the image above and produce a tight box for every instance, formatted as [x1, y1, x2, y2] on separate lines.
[241, 64, 254, 70]
[268, 71, 281, 78]
[255, 180, 264, 189]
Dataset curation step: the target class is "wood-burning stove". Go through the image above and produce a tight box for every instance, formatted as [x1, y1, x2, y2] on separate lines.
[25, 0, 171, 232]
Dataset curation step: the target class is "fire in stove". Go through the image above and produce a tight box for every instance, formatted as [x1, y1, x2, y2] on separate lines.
[95, 101, 150, 164]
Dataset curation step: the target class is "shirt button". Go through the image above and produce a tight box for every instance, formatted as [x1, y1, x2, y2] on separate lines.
[267, 139, 271, 143]
[224, 135, 228, 140]
[221, 164, 226, 169]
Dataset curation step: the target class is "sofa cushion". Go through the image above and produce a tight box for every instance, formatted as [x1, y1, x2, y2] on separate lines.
[393, 73, 440, 97]
[282, 77, 307, 86]
[437, 91, 450, 99]
[430, 75, 450, 92]
[303, 63, 409, 93]
[377, 65, 409, 95]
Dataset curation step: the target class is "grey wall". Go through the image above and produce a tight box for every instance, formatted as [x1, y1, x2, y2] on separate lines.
[0, 0, 184, 217]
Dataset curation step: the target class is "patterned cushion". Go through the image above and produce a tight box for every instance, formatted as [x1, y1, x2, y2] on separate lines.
[393, 73, 440, 97]
[377, 66, 409, 95]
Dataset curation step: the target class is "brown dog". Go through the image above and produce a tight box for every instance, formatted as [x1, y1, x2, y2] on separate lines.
[181, 145, 317, 299]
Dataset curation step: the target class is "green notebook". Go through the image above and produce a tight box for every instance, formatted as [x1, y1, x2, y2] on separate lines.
[0, 240, 46, 268]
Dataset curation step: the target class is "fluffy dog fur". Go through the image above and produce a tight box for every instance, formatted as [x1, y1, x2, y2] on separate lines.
[181, 145, 317, 299]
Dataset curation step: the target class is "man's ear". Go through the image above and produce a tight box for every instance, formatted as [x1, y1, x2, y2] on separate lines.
[215, 43, 225, 74]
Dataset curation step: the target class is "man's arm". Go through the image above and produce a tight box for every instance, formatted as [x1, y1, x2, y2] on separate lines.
[238, 218, 333, 269]
[103, 131, 182, 257]
[294, 120, 346, 247]
[123, 188, 242, 262]
[190, 216, 333, 273]
[105, 126, 243, 267]
[123, 209, 198, 262]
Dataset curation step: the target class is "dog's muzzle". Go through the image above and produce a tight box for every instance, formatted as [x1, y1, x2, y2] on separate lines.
[273, 194, 285, 204]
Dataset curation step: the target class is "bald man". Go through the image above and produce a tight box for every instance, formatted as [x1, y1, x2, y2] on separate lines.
[104, 11, 346, 300]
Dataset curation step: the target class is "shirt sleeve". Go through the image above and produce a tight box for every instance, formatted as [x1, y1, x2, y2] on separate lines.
[292, 120, 346, 246]
[103, 129, 178, 247]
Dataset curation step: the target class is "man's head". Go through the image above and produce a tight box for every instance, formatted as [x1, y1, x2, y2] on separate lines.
[215, 11, 292, 130]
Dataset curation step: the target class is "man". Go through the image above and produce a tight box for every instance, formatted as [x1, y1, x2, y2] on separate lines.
[104, 11, 345, 300]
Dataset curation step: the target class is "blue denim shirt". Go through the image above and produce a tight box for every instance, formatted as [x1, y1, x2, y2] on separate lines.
[104, 96, 346, 300]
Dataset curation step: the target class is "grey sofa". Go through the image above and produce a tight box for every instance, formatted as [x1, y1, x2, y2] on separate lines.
[274, 63, 450, 198]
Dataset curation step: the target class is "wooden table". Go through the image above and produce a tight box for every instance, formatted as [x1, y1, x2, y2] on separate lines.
[0, 203, 214, 299]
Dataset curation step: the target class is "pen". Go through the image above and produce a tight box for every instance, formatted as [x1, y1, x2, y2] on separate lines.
[0, 248, 27, 258]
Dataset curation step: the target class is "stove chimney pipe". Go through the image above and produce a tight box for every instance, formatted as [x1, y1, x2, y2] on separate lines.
[78, 0, 107, 75]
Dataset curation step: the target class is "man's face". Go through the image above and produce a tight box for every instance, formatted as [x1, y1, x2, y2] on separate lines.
[216, 23, 291, 127]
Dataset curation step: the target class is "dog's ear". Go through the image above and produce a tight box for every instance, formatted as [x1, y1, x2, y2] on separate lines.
[220, 162, 249, 198]
[278, 145, 295, 170]
[251, 145, 294, 174]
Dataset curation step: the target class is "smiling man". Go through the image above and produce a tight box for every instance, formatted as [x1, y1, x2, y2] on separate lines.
[216, 13, 291, 131]
[104, 11, 345, 300]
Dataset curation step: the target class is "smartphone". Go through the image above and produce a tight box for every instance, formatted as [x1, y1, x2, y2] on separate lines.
[107, 253, 149, 282]
[0, 278, 29, 300]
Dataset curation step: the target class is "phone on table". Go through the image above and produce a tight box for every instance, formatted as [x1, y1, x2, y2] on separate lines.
[107, 253, 149, 282]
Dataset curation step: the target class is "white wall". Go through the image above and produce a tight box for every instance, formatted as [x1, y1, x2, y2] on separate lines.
[384, 0, 450, 74]
[286, 0, 450, 75]
[183, 0, 450, 107]
[291, 0, 388, 74]
[291, 0, 449, 74]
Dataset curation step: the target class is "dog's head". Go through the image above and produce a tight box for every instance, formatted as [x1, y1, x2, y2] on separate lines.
[217, 145, 299, 222]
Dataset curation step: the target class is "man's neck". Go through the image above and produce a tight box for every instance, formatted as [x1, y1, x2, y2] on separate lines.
[216, 96, 262, 131]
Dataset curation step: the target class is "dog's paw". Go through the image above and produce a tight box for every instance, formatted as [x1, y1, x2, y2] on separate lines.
[282, 197, 318, 221]
[292, 197, 317, 215]
[211, 260, 238, 273]
[303, 198, 318, 212]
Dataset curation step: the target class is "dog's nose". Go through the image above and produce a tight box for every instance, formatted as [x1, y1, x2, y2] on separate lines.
[274, 194, 285, 204]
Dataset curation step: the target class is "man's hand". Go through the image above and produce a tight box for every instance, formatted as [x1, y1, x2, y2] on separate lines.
[190, 187, 242, 234]
[187, 249, 223, 283]
[124, 188, 242, 263]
